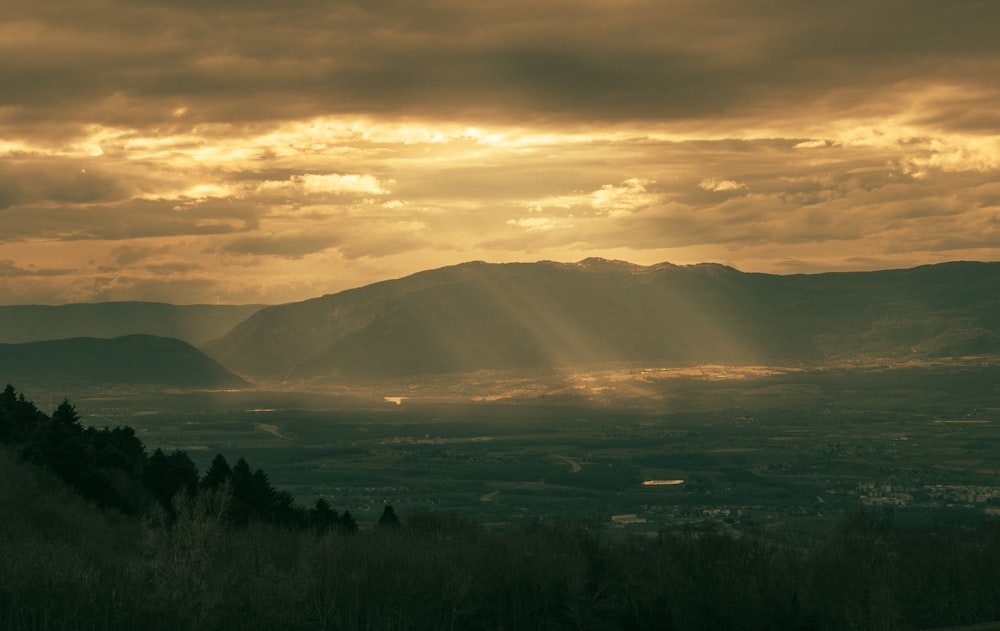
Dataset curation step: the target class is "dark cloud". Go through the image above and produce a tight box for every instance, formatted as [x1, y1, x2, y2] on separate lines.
[1, 0, 997, 305]
[109, 244, 172, 266]
[0, 160, 130, 208]
[0, 260, 74, 278]
[3, 0, 999, 134]
[144, 261, 204, 275]
[220, 233, 341, 259]
[0, 199, 260, 243]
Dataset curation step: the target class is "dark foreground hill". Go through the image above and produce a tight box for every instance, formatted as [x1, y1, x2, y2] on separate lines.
[0, 334, 247, 390]
[0, 302, 265, 346]
[202, 259, 1000, 382]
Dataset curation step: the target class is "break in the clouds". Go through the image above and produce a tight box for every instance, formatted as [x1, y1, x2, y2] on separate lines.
[1, 0, 998, 304]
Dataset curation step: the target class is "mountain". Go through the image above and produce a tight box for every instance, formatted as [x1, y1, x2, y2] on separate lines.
[202, 259, 1000, 382]
[0, 302, 265, 346]
[0, 334, 247, 390]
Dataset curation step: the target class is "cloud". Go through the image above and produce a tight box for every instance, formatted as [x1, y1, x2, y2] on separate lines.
[257, 173, 392, 197]
[220, 233, 341, 259]
[0, 260, 74, 278]
[1, 0, 998, 136]
[698, 178, 747, 193]
[0, 159, 131, 209]
[109, 244, 172, 266]
[589, 178, 661, 217]
[0, 199, 260, 244]
[507, 217, 567, 233]
[1, 0, 998, 304]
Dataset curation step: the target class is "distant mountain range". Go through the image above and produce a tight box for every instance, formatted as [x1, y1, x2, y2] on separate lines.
[202, 259, 1000, 382]
[0, 335, 247, 391]
[0, 302, 265, 346]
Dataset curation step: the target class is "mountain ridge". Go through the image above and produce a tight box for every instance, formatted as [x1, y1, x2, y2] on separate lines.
[0, 302, 266, 346]
[0, 334, 247, 390]
[201, 259, 1000, 383]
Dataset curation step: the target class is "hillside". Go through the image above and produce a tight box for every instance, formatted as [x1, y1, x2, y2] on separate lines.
[0, 334, 247, 390]
[201, 259, 1000, 382]
[0, 302, 265, 346]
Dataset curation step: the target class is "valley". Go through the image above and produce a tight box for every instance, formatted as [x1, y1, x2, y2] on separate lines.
[4, 260, 999, 533]
[68, 359, 1000, 534]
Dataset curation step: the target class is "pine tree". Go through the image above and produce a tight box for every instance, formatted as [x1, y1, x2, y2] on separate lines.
[377, 504, 400, 527]
[311, 497, 340, 534]
[339, 509, 358, 534]
[166, 450, 199, 496]
[201, 453, 232, 490]
[51, 397, 80, 426]
[145, 448, 176, 510]
[28, 397, 84, 476]
[248, 468, 277, 521]
[0, 384, 15, 442]
[273, 490, 304, 526]
[144, 448, 199, 512]
[230, 457, 253, 524]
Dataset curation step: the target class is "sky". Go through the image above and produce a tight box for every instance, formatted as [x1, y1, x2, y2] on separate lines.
[2, 0, 999, 305]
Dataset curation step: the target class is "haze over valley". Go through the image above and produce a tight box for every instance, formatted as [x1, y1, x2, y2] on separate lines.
[3, 259, 998, 528]
[3, 259, 998, 400]
[203, 258, 1000, 387]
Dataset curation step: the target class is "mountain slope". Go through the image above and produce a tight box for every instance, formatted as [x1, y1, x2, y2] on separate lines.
[0, 302, 265, 346]
[0, 334, 247, 389]
[202, 259, 1000, 381]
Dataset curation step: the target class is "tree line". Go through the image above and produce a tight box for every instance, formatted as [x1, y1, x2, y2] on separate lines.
[0, 384, 385, 531]
[2, 384, 1000, 630]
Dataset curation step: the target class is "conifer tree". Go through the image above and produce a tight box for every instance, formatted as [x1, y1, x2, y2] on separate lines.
[51, 398, 80, 426]
[339, 509, 358, 534]
[248, 468, 277, 521]
[311, 497, 340, 534]
[229, 457, 254, 524]
[0, 384, 15, 408]
[2, 390, 44, 443]
[144, 448, 199, 512]
[377, 504, 400, 527]
[273, 489, 304, 526]
[166, 450, 199, 496]
[201, 453, 232, 490]
[0, 384, 15, 442]
[145, 448, 176, 510]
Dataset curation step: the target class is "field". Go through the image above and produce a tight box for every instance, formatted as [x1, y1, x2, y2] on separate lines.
[66, 359, 1000, 532]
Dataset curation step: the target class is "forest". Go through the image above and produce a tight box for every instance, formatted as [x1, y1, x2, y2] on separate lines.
[2, 384, 1000, 631]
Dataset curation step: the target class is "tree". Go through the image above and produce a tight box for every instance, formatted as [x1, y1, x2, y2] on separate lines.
[247, 468, 277, 522]
[339, 510, 358, 534]
[0, 384, 15, 442]
[94, 426, 145, 471]
[272, 490, 305, 527]
[27, 397, 84, 476]
[166, 450, 199, 496]
[311, 498, 340, 534]
[145, 448, 177, 510]
[377, 504, 400, 527]
[144, 449, 199, 512]
[229, 457, 254, 525]
[201, 454, 232, 490]
[51, 398, 80, 426]
[0, 384, 16, 409]
[0, 388, 44, 443]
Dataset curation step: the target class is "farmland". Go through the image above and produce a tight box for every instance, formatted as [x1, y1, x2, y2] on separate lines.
[66, 359, 1000, 532]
